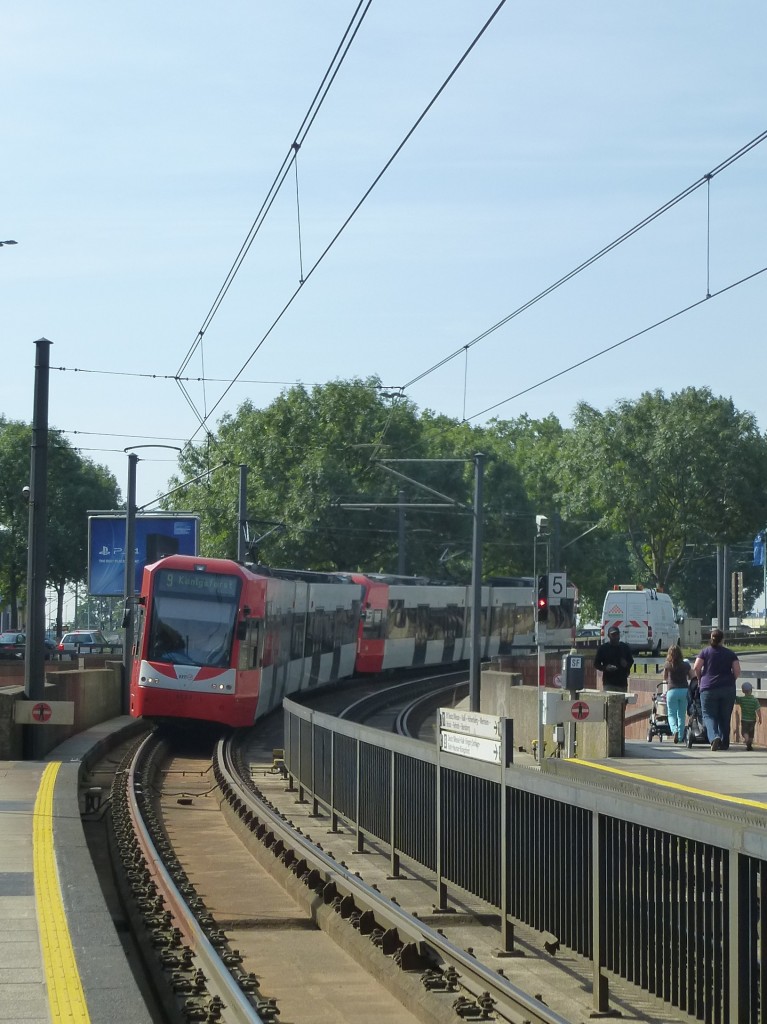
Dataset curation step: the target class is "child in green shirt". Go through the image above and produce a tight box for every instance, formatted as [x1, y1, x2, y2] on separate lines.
[735, 682, 762, 750]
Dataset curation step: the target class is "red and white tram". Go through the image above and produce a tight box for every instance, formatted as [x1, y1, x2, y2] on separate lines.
[130, 556, 577, 728]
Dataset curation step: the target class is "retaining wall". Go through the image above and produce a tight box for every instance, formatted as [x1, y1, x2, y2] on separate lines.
[0, 662, 124, 759]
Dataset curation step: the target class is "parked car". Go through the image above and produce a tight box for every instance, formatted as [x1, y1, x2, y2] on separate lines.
[0, 632, 57, 660]
[57, 630, 111, 659]
[0, 631, 26, 659]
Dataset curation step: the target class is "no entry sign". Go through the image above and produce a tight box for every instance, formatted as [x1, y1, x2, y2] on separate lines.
[571, 700, 591, 721]
[14, 700, 75, 725]
[32, 702, 52, 722]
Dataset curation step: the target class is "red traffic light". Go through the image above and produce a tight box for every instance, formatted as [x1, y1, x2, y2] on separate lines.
[536, 576, 549, 621]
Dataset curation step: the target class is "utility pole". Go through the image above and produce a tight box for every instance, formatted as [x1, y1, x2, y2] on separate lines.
[24, 338, 52, 759]
[238, 465, 248, 562]
[398, 490, 406, 575]
[469, 454, 484, 712]
[122, 452, 138, 713]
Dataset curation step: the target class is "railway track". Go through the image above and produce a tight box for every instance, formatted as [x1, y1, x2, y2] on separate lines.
[98, 676, 574, 1024]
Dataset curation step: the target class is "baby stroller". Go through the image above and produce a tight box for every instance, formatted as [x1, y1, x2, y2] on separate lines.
[647, 683, 674, 742]
[685, 680, 709, 747]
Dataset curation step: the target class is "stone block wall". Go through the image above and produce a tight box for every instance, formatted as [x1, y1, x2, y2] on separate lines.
[0, 662, 124, 759]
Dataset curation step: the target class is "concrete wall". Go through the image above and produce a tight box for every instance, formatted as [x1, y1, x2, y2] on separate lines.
[0, 661, 124, 759]
[480, 669, 628, 758]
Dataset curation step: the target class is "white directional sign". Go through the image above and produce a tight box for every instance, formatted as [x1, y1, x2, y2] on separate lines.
[548, 572, 567, 606]
[440, 730, 502, 764]
[14, 700, 75, 725]
[438, 708, 501, 740]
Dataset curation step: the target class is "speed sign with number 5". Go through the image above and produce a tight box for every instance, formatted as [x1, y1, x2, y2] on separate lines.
[548, 572, 566, 606]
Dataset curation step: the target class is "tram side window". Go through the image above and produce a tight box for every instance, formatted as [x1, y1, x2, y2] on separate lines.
[439, 605, 460, 640]
[425, 605, 443, 640]
[237, 619, 260, 671]
[362, 607, 384, 640]
[342, 602, 360, 645]
[290, 612, 305, 660]
[387, 600, 409, 639]
[325, 611, 336, 653]
[492, 604, 515, 643]
[134, 605, 147, 659]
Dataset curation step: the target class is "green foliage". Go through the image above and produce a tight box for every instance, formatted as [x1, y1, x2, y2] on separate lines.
[559, 388, 767, 599]
[0, 419, 121, 628]
[159, 381, 767, 620]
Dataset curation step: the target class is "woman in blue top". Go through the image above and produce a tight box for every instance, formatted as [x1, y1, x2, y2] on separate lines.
[693, 628, 740, 751]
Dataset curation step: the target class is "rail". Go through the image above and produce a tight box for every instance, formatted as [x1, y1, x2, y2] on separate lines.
[219, 732, 568, 1024]
[283, 697, 767, 1023]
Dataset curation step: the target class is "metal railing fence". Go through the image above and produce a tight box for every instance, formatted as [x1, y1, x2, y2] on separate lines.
[283, 699, 767, 1022]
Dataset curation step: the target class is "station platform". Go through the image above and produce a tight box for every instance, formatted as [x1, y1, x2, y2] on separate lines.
[0, 718, 151, 1024]
[2, 720, 765, 1024]
[587, 735, 767, 805]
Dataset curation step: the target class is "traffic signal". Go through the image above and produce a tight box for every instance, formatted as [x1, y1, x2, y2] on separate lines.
[536, 575, 549, 622]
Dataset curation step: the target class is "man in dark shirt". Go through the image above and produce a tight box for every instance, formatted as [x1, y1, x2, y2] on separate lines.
[594, 626, 634, 692]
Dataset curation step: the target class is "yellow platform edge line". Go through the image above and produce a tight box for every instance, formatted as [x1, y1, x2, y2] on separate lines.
[577, 757, 767, 811]
[33, 761, 92, 1024]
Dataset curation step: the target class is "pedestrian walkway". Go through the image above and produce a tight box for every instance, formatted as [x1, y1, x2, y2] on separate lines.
[0, 719, 152, 1024]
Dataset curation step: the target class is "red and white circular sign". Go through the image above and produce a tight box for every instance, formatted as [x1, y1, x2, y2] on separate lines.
[32, 702, 52, 722]
[571, 700, 590, 721]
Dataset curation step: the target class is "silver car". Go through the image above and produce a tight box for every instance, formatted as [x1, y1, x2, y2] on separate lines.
[57, 630, 111, 659]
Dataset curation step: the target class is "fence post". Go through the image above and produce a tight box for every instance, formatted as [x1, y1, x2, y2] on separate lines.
[328, 730, 339, 833]
[728, 851, 742, 1021]
[591, 811, 610, 1013]
[499, 718, 520, 954]
[434, 741, 448, 911]
[354, 738, 365, 854]
[389, 748, 401, 878]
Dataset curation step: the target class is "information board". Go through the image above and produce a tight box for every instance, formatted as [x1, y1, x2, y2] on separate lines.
[440, 731, 502, 764]
[438, 708, 501, 740]
[88, 514, 200, 596]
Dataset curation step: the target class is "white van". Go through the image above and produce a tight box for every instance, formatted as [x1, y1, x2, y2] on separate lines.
[600, 586, 679, 654]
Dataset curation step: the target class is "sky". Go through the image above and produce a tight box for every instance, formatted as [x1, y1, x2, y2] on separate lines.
[4, 2, 767, 512]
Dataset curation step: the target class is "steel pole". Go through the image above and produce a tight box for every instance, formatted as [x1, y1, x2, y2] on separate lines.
[398, 489, 406, 576]
[122, 452, 138, 713]
[24, 338, 52, 719]
[237, 464, 248, 562]
[469, 454, 484, 712]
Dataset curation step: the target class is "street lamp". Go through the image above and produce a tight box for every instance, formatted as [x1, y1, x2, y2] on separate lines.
[0, 239, 18, 246]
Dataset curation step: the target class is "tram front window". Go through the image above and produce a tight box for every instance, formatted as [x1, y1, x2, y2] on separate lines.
[149, 594, 238, 668]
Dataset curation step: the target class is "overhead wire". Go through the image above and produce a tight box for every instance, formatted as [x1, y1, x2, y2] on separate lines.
[175, 0, 375, 380]
[466, 264, 767, 421]
[184, 0, 511, 447]
[402, 129, 767, 391]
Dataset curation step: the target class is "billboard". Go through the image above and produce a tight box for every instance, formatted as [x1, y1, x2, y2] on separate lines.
[88, 514, 200, 596]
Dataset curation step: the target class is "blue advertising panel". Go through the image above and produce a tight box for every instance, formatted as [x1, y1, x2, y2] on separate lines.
[88, 515, 200, 596]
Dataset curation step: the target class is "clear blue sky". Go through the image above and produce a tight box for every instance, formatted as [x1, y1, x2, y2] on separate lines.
[4, 2, 766, 509]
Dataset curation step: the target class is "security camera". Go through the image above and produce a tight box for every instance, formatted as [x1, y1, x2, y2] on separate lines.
[21, 485, 30, 501]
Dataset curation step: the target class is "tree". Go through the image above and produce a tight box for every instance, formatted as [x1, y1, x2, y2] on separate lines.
[0, 419, 121, 631]
[560, 388, 767, 595]
[0, 419, 29, 625]
[166, 379, 430, 572]
[45, 445, 121, 636]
